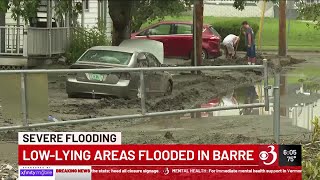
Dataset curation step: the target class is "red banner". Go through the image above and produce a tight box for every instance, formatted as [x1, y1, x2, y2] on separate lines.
[18, 144, 302, 180]
[19, 144, 280, 166]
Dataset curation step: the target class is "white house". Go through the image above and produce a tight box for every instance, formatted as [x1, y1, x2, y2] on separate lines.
[1, 0, 112, 58]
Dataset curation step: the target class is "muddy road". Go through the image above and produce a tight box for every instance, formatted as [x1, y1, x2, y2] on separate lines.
[45, 54, 303, 121]
[47, 69, 262, 121]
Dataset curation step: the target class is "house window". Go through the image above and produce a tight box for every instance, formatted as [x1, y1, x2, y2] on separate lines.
[84, 0, 89, 11]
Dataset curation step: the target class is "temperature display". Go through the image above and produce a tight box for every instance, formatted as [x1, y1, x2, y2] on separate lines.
[279, 145, 301, 166]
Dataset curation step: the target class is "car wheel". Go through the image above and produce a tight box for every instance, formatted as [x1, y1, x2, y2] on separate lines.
[164, 81, 173, 96]
[190, 49, 208, 60]
[202, 49, 208, 60]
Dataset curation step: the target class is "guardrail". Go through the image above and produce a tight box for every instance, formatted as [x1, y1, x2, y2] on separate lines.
[0, 60, 281, 142]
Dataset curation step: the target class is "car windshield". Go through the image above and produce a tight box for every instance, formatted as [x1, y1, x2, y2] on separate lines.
[78, 50, 133, 65]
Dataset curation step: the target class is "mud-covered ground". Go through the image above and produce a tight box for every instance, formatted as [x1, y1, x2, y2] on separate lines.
[0, 52, 313, 179]
[46, 53, 304, 120]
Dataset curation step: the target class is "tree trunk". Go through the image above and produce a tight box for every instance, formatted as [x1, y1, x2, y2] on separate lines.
[108, 0, 133, 46]
[278, 0, 286, 56]
[0, 11, 5, 53]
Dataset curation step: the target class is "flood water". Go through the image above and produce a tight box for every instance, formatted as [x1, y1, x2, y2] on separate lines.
[180, 68, 320, 133]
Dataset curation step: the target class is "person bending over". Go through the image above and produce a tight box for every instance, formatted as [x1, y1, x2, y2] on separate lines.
[222, 34, 240, 59]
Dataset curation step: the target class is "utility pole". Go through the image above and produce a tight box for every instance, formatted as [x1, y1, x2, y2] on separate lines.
[192, 1, 197, 67]
[195, 0, 203, 66]
[278, 0, 286, 56]
[192, 0, 203, 70]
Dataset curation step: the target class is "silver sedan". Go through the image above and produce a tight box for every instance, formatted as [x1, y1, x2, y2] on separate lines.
[66, 40, 173, 99]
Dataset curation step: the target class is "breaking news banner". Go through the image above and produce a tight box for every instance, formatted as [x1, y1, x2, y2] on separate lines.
[18, 132, 302, 180]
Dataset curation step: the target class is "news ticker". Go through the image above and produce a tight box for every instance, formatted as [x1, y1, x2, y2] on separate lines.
[18, 132, 302, 180]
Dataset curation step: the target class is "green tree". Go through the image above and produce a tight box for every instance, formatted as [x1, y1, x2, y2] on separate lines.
[6, 0, 40, 23]
[298, 2, 320, 29]
[108, 0, 192, 45]
[109, 0, 276, 45]
[131, 0, 192, 32]
[0, 0, 82, 26]
[0, 0, 279, 46]
[54, 0, 83, 27]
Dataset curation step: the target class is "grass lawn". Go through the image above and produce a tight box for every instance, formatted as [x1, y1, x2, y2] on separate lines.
[143, 16, 320, 51]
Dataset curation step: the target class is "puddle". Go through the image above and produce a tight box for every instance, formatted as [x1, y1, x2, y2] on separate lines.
[177, 65, 320, 132]
[279, 67, 320, 131]
[178, 83, 270, 119]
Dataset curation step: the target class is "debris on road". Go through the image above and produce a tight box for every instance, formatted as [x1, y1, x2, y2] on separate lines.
[0, 164, 18, 180]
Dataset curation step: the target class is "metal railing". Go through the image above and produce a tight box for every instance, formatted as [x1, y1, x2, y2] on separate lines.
[0, 25, 25, 55]
[0, 60, 281, 142]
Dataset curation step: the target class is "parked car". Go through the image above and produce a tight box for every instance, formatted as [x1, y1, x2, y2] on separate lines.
[131, 21, 221, 60]
[66, 39, 173, 99]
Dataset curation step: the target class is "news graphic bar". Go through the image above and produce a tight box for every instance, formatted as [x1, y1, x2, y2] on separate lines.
[91, 165, 301, 180]
[18, 132, 302, 180]
[18, 132, 121, 145]
[18, 144, 301, 167]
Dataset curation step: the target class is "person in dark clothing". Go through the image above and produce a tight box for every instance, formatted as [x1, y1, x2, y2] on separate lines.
[242, 21, 256, 65]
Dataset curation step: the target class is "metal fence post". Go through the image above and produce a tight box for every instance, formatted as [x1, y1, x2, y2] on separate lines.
[273, 72, 280, 143]
[192, 1, 197, 67]
[20, 73, 28, 126]
[263, 59, 269, 111]
[140, 71, 146, 115]
[49, 28, 52, 57]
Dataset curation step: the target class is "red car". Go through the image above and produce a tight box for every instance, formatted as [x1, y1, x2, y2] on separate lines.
[131, 21, 221, 60]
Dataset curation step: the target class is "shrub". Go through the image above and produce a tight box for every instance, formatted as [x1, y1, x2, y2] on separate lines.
[302, 116, 320, 179]
[66, 25, 111, 64]
[212, 20, 259, 51]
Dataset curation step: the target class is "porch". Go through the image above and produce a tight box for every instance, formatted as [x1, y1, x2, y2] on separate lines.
[0, 25, 69, 57]
[0, 0, 112, 67]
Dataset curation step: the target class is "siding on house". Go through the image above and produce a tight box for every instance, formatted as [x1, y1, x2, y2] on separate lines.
[5, 11, 25, 26]
[77, 0, 112, 36]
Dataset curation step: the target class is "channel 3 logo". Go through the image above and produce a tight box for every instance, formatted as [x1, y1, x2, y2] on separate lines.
[163, 167, 170, 175]
[259, 145, 278, 165]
